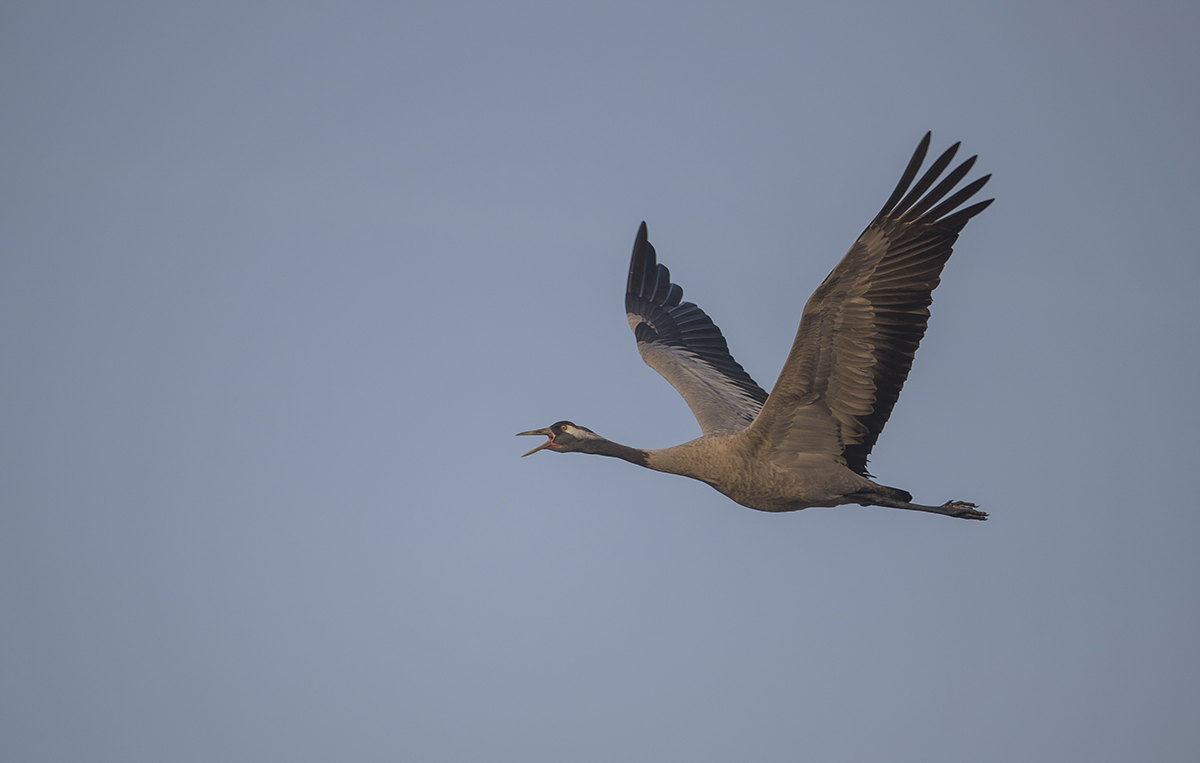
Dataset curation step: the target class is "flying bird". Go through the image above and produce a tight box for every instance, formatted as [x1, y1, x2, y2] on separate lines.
[519, 133, 992, 520]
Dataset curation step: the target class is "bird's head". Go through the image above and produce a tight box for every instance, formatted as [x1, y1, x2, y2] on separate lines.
[516, 421, 600, 456]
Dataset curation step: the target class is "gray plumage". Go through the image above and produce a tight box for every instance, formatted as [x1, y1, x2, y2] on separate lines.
[519, 133, 992, 520]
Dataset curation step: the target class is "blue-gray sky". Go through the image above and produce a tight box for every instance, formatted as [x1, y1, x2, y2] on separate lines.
[3, 1, 1198, 761]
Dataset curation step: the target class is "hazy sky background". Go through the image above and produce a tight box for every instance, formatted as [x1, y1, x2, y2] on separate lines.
[3, 1, 1198, 761]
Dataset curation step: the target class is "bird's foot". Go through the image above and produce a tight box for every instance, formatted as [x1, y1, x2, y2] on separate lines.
[942, 500, 988, 521]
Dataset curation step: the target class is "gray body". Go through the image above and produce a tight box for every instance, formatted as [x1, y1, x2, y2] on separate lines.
[643, 435, 886, 513]
[520, 134, 992, 521]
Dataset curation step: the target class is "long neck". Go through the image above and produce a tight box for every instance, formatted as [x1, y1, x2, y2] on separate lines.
[580, 436, 650, 468]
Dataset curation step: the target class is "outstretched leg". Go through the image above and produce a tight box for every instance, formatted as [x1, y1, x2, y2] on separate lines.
[887, 499, 987, 521]
[852, 489, 988, 521]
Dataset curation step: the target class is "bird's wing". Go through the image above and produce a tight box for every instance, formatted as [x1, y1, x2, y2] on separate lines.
[745, 133, 993, 475]
[626, 222, 769, 436]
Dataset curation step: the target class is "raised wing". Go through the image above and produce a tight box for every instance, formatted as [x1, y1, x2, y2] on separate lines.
[746, 133, 993, 475]
[626, 222, 769, 435]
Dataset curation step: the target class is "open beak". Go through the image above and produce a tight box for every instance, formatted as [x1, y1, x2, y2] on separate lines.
[516, 428, 555, 457]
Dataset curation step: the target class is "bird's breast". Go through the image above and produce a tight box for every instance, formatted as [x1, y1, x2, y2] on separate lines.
[645, 435, 874, 512]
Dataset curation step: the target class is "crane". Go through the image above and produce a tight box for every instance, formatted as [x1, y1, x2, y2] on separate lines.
[518, 133, 992, 520]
